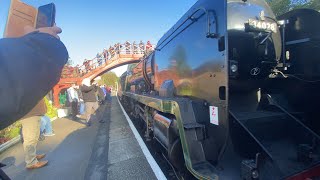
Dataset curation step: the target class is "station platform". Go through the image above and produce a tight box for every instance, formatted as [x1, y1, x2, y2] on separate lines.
[0, 97, 159, 180]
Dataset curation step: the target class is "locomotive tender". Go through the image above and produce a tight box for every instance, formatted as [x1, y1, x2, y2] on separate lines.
[119, 0, 320, 179]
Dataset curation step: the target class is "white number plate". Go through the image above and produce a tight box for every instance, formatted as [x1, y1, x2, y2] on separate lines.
[248, 19, 277, 33]
[209, 106, 219, 125]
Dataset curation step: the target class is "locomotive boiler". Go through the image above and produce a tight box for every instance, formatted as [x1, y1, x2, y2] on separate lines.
[119, 0, 320, 179]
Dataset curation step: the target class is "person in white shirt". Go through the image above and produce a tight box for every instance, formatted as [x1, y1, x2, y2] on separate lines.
[67, 84, 79, 120]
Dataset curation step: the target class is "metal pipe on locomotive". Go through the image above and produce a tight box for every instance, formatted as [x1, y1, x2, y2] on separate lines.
[119, 0, 320, 179]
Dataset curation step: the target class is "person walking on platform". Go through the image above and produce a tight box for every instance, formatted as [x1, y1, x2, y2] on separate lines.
[75, 87, 85, 117]
[67, 84, 79, 120]
[80, 78, 99, 126]
[101, 85, 107, 98]
[97, 86, 106, 123]
[106, 86, 112, 102]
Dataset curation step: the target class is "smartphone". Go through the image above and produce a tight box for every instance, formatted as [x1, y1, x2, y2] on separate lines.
[36, 3, 56, 28]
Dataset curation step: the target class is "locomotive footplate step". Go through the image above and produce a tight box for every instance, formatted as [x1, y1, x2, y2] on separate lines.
[231, 110, 320, 178]
[193, 162, 219, 179]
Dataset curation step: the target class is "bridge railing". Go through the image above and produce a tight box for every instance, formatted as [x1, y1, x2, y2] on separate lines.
[60, 42, 155, 79]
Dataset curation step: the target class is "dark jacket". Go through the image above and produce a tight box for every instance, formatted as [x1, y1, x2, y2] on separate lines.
[23, 99, 47, 119]
[76, 88, 83, 100]
[80, 85, 97, 102]
[97, 87, 105, 102]
[0, 32, 68, 130]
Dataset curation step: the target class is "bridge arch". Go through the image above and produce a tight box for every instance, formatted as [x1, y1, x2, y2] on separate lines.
[52, 42, 155, 107]
[53, 41, 155, 107]
[53, 60, 140, 107]
[85, 58, 141, 81]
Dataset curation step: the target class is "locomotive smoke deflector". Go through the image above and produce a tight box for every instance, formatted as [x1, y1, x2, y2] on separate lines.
[156, 7, 219, 51]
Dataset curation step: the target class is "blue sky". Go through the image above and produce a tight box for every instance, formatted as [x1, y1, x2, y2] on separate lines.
[0, 0, 196, 75]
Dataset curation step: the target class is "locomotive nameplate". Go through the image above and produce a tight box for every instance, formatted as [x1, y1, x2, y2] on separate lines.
[248, 19, 277, 33]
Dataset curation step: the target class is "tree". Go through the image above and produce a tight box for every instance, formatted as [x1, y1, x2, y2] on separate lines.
[299, 0, 320, 10]
[267, 0, 320, 17]
[99, 71, 119, 88]
[266, 0, 291, 16]
[311, 0, 320, 9]
[290, 0, 320, 9]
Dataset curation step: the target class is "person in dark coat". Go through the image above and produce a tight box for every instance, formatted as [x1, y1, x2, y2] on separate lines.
[0, 25, 68, 169]
[96, 86, 106, 123]
[80, 78, 99, 126]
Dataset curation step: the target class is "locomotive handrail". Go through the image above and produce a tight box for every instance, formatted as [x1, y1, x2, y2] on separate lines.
[156, 7, 218, 51]
[206, 9, 218, 38]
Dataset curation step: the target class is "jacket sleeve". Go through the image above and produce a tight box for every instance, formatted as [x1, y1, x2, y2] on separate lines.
[0, 32, 68, 129]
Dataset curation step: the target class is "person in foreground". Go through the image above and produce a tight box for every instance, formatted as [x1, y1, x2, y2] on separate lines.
[0, 25, 68, 169]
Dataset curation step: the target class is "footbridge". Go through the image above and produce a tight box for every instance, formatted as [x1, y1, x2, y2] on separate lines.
[53, 41, 154, 107]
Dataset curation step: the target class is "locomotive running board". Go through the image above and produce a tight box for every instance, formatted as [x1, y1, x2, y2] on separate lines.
[122, 92, 218, 180]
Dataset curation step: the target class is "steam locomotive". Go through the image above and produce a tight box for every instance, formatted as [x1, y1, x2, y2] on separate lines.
[118, 0, 320, 179]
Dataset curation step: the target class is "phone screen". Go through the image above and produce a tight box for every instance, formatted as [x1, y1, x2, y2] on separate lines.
[36, 3, 56, 28]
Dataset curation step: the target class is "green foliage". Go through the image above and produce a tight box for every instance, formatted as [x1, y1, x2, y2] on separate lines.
[0, 122, 21, 142]
[297, 0, 320, 10]
[59, 92, 67, 106]
[267, 0, 291, 16]
[99, 71, 119, 88]
[5, 125, 20, 139]
[267, 0, 320, 16]
[44, 97, 58, 118]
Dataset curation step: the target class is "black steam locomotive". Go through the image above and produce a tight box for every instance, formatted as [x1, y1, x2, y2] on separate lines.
[119, 0, 320, 179]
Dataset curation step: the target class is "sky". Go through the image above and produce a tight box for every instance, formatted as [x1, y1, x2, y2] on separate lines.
[0, 0, 197, 76]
